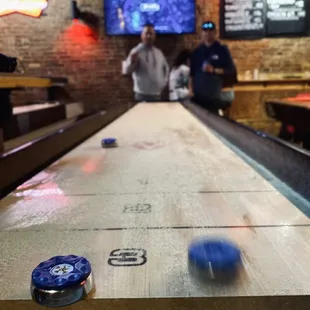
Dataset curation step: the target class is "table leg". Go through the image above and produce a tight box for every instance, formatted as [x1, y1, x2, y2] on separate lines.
[222, 107, 230, 118]
[299, 133, 310, 151]
[279, 124, 294, 141]
[0, 127, 4, 153]
[48, 86, 73, 103]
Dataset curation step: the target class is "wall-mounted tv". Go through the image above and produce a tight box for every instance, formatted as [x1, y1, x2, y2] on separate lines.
[104, 0, 196, 35]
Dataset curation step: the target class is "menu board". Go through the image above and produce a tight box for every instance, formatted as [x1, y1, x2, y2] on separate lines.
[220, 0, 266, 39]
[220, 0, 310, 38]
[266, 0, 307, 35]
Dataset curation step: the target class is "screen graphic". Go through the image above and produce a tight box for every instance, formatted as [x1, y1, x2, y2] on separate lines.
[104, 0, 196, 35]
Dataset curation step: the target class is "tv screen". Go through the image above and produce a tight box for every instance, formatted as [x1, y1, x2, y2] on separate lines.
[104, 0, 196, 35]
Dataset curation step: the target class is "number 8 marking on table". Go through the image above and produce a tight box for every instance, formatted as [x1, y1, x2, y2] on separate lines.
[108, 248, 147, 267]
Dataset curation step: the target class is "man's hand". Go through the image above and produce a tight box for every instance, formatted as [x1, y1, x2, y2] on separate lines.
[188, 77, 194, 97]
[214, 68, 224, 75]
[130, 52, 139, 63]
[203, 63, 215, 73]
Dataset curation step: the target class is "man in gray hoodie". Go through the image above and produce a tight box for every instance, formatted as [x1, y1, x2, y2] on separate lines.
[122, 24, 169, 102]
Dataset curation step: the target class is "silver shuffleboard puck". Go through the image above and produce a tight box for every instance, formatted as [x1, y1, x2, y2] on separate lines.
[31, 255, 94, 308]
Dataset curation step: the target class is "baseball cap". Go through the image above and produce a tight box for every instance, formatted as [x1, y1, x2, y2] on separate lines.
[202, 21, 216, 31]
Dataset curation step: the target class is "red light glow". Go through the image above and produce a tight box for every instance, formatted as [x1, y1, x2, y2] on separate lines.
[82, 159, 99, 174]
[64, 20, 98, 44]
[287, 125, 295, 134]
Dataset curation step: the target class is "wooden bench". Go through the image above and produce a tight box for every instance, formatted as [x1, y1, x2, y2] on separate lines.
[0, 73, 70, 102]
[0, 74, 81, 153]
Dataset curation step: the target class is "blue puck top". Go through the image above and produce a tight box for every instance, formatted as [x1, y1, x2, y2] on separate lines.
[102, 138, 117, 145]
[31, 255, 92, 290]
[188, 239, 241, 271]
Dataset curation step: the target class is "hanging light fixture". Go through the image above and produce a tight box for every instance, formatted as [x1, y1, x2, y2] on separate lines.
[69, 0, 99, 41]
[71, 0, 80, 21]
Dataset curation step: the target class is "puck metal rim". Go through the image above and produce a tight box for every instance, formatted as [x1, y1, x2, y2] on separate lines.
[31, 271, 93, 308]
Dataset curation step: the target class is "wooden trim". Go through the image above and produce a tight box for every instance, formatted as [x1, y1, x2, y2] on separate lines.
[0, 76, 51, 88]
[0, 74, 68, 88]
[237, 73, 310, 84]
[2, 296, 310, 310]
[226, 84, 310, 92]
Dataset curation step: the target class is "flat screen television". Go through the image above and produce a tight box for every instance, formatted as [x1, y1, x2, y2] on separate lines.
[104, 0, 196, 35]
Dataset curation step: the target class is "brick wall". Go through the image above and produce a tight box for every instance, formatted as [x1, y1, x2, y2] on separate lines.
[0, 0, 309, 111]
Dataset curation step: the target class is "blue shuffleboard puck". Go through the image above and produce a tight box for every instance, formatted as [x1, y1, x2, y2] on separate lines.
[101, 138, 117, 148]
[188, 238, 241, 281]
[31, 255, 93, 308]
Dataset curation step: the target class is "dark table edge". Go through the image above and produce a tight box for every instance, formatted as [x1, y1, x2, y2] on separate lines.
[266, 100, 310, 110]
[183, 101, 310, 203]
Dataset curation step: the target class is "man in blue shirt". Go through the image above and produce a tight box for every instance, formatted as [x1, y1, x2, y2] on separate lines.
[189, 21, 237, 113]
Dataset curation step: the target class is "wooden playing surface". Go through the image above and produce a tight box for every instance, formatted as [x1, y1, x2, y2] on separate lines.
[1, 103, 310, 309]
